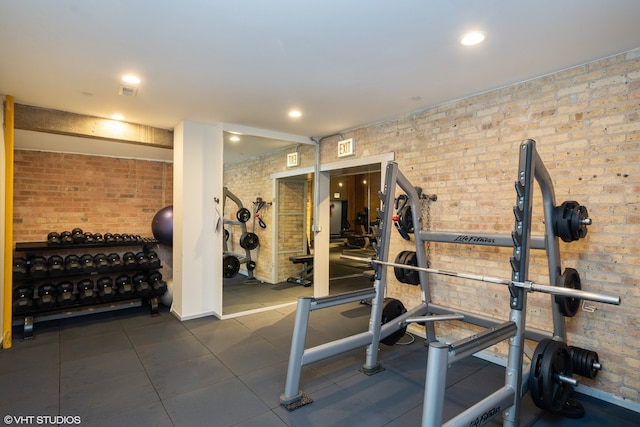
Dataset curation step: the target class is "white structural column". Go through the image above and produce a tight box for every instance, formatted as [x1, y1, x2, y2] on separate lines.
[172, 121, 223, 319]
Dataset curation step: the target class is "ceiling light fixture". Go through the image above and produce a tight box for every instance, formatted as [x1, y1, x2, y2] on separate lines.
[229, 135, 240, 142]
[288, 109, 302, 118]
[460, 31, 486, 46]
[122, 74, 141, 85]
[111, 114, 125, 121]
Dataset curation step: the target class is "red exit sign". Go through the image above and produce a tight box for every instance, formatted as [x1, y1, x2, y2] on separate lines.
[337, 138, 355, 157]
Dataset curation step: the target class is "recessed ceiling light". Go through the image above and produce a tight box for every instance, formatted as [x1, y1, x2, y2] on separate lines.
[288, 110, 302, 118]
[111, 114, 125, 121]
[229, 135, 240, 142]
[122, 74, 141, 85]
[460, 31, 486, 46]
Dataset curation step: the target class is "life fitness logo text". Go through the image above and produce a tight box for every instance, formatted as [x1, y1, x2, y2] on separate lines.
[468, 406, 501, 427]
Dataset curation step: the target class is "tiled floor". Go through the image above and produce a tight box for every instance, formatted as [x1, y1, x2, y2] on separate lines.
[1, 301, 637, 427]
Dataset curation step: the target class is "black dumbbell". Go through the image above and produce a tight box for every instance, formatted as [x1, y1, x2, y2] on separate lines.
[96, 277, 116, 301]
[77, 279, 98, 303]
[13, 286, 34, 313]
[93, 253, 110, 272]
[56, 281, 75, 306]
[147, 251, 160, 268]
[135, 252, 149, 268]
[36, 283, 57, 308]
[115, 275, 135, 298]
[13, 257, 28, 279]
[80, 254, 95, 272]
[30, 256, 49, 278]
[132, 273, 152, 297]
[60, 231, 73, 245]
[107, 253, 121, 269]
[47, 232, 61, 245]
[64, 254, 82, 273]
[47, 255, 65, 274]
[122, 252, 137, 268]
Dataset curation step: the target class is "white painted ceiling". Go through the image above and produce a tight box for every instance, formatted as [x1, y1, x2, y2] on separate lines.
[2, 1, 640, 160]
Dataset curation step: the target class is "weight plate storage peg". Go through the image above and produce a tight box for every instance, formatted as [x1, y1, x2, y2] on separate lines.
[236, 208, 251, 223]
[223, 255, 241, 278]
[380, 298, 407, 346]
[529, 339, 574, 415]
[555, 268, 582, 317]
[239, 232, 260, 250]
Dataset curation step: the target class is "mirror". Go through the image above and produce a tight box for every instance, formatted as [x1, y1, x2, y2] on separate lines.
[222, 130, 314, 315]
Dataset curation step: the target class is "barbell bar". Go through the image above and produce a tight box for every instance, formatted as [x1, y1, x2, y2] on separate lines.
[340, 255, 621, 306]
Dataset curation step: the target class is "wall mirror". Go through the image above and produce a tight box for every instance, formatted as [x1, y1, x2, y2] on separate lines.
[222, 128, 314, 315]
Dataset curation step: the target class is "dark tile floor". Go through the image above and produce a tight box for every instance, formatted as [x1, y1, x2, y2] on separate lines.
[1, 301, 637, 427]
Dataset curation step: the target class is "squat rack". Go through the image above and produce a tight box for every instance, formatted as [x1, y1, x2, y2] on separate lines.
[280, 139, 620, 426]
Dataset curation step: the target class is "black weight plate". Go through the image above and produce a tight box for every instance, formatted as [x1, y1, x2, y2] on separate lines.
[394, 251, 409, 283]
[236, 208, 251, 223]
[247, 260, 256, 271]
[404, 251, 420, 285]
[224, 229, 230, 241]
[240, 232, 260, 250]
[539, 340, 573, 414]
[223, 255, 240, 278]
[554, 268, 581, 317]
[529, 338, 552, 410]
[380, 298, 407, 346]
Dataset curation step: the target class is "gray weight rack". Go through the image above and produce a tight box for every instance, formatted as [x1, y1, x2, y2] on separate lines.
[223, 186, 255, 280]
[280, 139, 620, 426]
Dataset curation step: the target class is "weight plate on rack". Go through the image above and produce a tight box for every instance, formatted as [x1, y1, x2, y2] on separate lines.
[239, 232, 260, 250]
[236, 208, 251, 223]
[223, 255, 240, 278]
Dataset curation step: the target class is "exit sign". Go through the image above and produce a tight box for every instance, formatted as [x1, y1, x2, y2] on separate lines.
[338, 138, 355, 157]
[287, 152, 299, 167]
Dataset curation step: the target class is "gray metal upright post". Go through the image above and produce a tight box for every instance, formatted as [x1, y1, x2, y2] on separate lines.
[363, 161, 398, 371]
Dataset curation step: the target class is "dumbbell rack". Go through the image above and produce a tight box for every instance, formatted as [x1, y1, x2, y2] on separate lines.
[12, 238, 163, 339]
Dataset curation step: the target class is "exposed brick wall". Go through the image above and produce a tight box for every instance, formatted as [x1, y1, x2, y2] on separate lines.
[13, 150, 173, 243]
[320, 49, 640, 403]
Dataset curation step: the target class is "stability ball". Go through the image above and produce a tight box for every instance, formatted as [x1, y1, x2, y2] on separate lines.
[160, 278, 173, 307]
[152, 206, 173, 246]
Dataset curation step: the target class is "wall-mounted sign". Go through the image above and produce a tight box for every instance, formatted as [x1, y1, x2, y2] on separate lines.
[287, 152, 299, 167]
[338, 138, 355, 157]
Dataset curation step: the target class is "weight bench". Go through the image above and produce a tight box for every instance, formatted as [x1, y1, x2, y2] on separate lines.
[287, 255, 313, 287]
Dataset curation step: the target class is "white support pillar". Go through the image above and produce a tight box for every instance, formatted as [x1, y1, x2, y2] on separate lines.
[313, 171, 331, 297]
[172, 121, 223, 319]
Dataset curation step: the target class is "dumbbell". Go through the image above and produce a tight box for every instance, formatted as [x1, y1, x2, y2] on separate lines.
[80, 254, 95, 273]
[115, 275, 135, 298]
[132, 273, 152, 297]
[64, 254, 83, 273]
[147, 251, 160, 268]
[47, 255, 65, 274]
[148, 272, 167, 296]
[71, 228, 85, 244]
[77, 279, 98, 303]
[60, 231, 74, 245]
[107, 253, 121, 269]
[13, 286, 34, 313]
[93, 233, 104, 243]
[135, 252, 149, 268]
[93, 253, 110, 272]
[36, 283, 57, 308]
[47, 232, 61, 245]
[84, 232, 95, 243]
[29, 256, 49, 278]
[122, 252, 137, 268]
[96, 277, 116, 301]
[13, 257, 28, 279]
[56, 281, 75, 306]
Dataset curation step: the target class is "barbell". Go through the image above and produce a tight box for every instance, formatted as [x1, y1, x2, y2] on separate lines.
[340, 254, 621, 306]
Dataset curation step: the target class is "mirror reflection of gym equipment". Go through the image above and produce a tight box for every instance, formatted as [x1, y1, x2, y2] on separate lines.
[327, 168, 381, 291]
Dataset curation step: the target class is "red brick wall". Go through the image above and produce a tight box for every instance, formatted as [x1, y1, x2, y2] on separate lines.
[13, 150, 173, 244]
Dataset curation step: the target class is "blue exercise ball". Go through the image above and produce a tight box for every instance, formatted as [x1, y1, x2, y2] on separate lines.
[152, 206, 173, 246]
